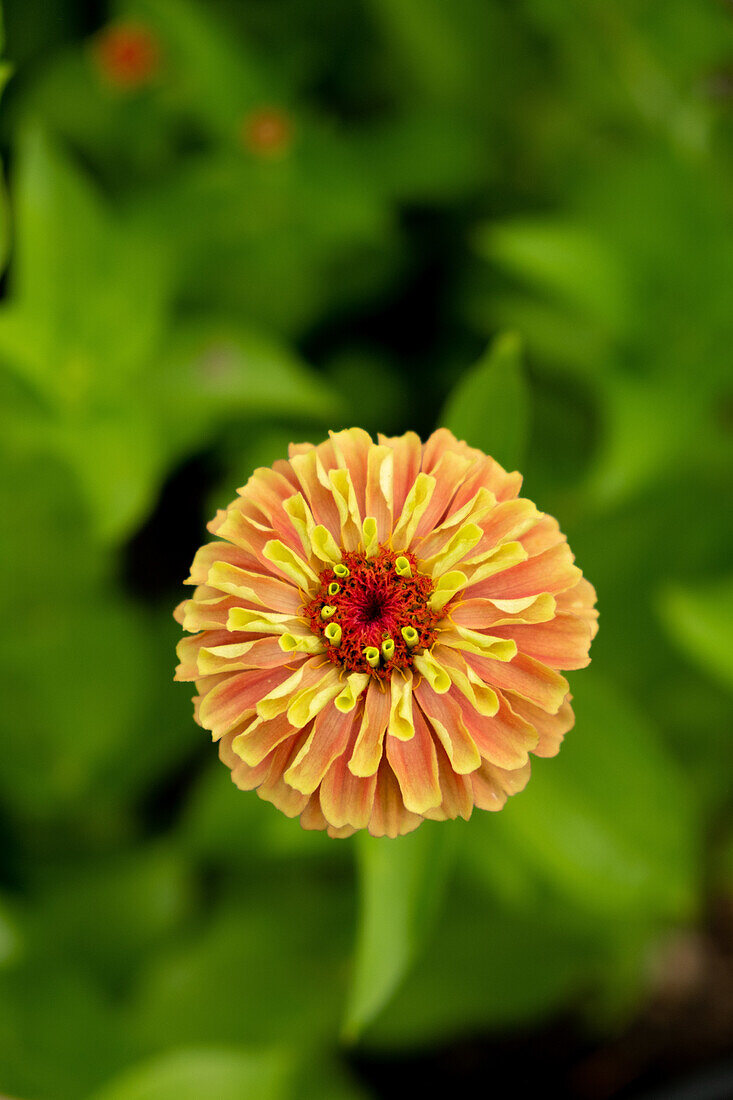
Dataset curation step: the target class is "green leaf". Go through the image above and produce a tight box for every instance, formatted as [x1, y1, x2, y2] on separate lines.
[476, 217, 630, 332]
[9, 126, 168, 389]
[362, 873, 601, 1048]
[440, 331, 529, 470]
[488, 671, 699, 920]
[87, 1048, 293, 1100]
[658, 575, 733, 693]
[343, 822, 457, 1041]
[133, 871, 354, 1049]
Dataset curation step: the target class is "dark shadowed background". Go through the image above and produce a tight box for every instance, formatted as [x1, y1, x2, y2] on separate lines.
[0, 2, 732, 1098]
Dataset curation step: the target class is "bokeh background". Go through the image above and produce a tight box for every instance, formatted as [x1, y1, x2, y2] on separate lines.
[0, 2, 732, 1098]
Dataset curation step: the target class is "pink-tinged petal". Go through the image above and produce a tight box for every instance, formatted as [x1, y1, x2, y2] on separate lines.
[465, 651, 569, 714]
[469, 541, 581, 600]
[423, 740, 473, 821]
[414, 682, 481, 774]
[177, 629, 255, 681]
[330, 428, 373, 514]
[449, 594, 556, 630]
[198, 665, 299, 740]
[368, 761, 423, 838]
[387, 705, 442, 814]
[420, 428, 475, 472]
[349, 680, 392, 777]
[185, 541, 261, 585]
[209, 507, 280, 568]
[257, 731, 313, 818]
[175, 629, 234, 681]
[234, 711, 300, 766]
[490, 613, 592, 670]
[557, 577, 599, 639]
[412, 451, 473, 542]
[508, 691, 575, 757]
[470, 761, 508, 812]
[320, 721, 378, 830]
[520, 515, 564, 555]
[206, 562, 303, 614]
[299, 793, 331, 832]
[289, 448, 342, 540]
[271, 457, 301, 488]
[471, 757, 532, 811]
[284, 700, 360, 795]
[181, 595, 251, 633]
[491, 758, 532, 796]
[218, 729, 277, 791]
[378, 430, 421, 515]
[239, 467, 305, 549]
[197, 636, 299, 675]
[447, 454, 522, 511]
[288, 441, 314, 458]
[472, 499, 542, 557]
[365, 444, 394, 542]
[459, 692, 538, 769]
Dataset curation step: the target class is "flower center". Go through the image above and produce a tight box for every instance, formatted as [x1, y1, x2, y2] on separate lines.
[305, 546, 440, 678]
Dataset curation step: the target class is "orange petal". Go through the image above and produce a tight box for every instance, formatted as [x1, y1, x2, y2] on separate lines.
[450, 594, 556, 630]
[349, 680, 392, 777]
[378, 430, 421, 516]
[365, 444, 394, 542]
[386, 705, 442, 814]
[320, 719, 378, 830]
[329, 428, 373, 514]
[414, 681, 481, 774]
[473, 499, 541, 557]
[490, 613, 592, 670]
[368, 761, 423, 838]
[185, 541, 261, 585]
[198, 665, 300, 741]
[412, 450, 473, 542]
[423, 740, 474, 821]
[469, 541, 581, 600]
[459, 692, 538, 769]
[284, 700, 360, 795]
[465, 651, 569, 714]
[520, 514, 564, 555]
[557, 577, 599, 640]
[234, 711, 302, 767]
[507, 691, 575, 758]
[289, 448, 342, 541]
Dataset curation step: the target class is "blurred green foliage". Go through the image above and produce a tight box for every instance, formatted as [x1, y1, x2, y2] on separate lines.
[0, 0, 732, 1097]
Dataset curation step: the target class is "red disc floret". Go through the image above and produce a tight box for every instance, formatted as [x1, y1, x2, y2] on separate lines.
[305, 546, 441, 679]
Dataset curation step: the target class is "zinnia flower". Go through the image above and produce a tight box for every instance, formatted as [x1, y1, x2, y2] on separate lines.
[175, 429, 597, 838]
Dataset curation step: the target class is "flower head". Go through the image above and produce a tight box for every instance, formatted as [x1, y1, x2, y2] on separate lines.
[93, 22, 160, 90]
[175, 429, 598, 838]
[241, 107, 294, 158]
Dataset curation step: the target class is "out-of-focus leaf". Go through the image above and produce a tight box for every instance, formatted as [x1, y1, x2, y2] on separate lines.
[343, 823, 457, 1041]
[476, 218, 630, 334]
[87, 1047, 293, 1100]
[0, 595, 162, 821]
[489, 672, 699, 920]
[182, 760, 342, 865]
[361, 873, 597, 1048]
[441, 331, 529, 470]
[119, 0, 277, 137]
[9, 126, 168, 388]
[366, 0, 495, 105]
[0, 958, 137, 1100]
[658, 575, 733, 694]
[133, 871, 354, 1048]
[27, 846, 193, 991]
[154, 319, 343, 438]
